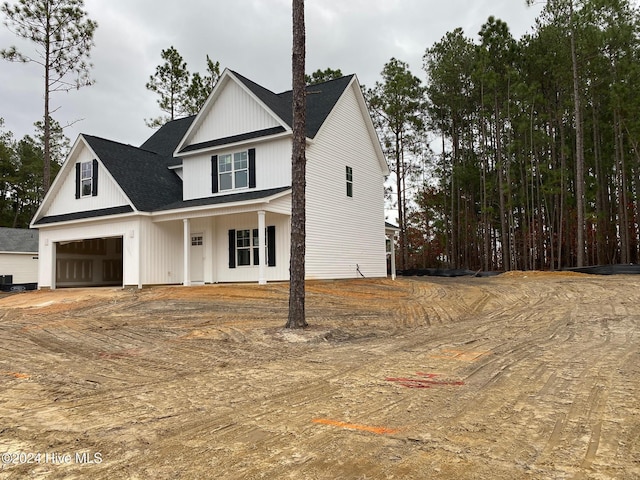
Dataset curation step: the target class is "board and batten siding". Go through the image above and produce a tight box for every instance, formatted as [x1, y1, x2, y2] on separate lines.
[138, 218, 183, 286]
[36, 218, 140, 289]
[213, 213, 290, 283]
[45, 142, 130, 217]
[182, 137, 291, 201]
[306, 83, 387, 279]
[189, 78, 281, 146]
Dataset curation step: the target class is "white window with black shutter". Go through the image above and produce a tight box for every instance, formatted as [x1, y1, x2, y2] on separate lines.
[75, 159, 99, 198]
[212, 148, 256, 193]
[228, 226, 276, 269]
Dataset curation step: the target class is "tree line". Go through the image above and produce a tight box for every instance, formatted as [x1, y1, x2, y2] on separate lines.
[0, 118, 66, 227]
[371, 0, 640, 272]
[4, 0, 638, 274]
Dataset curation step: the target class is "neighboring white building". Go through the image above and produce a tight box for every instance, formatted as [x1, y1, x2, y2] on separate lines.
[30, 70, 390, 288]
[0, 227, 39, 284]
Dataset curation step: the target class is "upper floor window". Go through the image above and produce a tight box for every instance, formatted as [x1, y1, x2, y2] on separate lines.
[212, 149, 256, 194]
[346, 166, 353, 197]
[75, 159, 98, 199]
[81, 161, 93, 196]
[219, 151, 248, 191]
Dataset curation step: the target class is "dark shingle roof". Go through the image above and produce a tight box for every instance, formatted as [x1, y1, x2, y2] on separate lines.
[0, 228, 39, 252]
[40, 72, 354, 225]
[180, 126, 286, 154]
[155, 186, 291, 212]
[232, 71, 354, 138]
[34, 206, 134, 226]
[83, 135, 183, 211]
[140, 115, 196, 157]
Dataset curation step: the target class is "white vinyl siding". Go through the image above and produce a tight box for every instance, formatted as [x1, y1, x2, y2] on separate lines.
[0, 253, 38, 283]
[218, 151, 248, 191]
[44, 141, 129, 217]
[37, 219, 140, 289]
[189, 78, 281, 145]
[182, 138, 291, 201]
[138, 219, 183, 286]
[213, 213, 289, 283]
[306, 83, 387, 279]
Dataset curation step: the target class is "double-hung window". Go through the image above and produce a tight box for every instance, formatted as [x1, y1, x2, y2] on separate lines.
[81, 161, 93, 196]
[219, 151, 248, 191]
[346, 166, 353, 197]
[235, 228, 268, 267]
[75, 159, 98, 199]
[236, 229, 252, 266]
[229, 226, 276, 269]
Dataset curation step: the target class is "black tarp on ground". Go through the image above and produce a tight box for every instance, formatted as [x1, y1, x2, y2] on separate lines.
[398, 264, 640, 277]
[398, 269, 502, 278]
[563, 264, 640, 275]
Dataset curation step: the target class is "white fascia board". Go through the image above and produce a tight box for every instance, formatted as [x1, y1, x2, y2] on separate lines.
[178, 130, 292, 158]
[173, 69, 292, 157]
[30, 135, 84, 227]
[352, 76, 390, 176]
[32, 211, 141, 230]
[150, 189, 291, 222]
[29, 136, 139, 228]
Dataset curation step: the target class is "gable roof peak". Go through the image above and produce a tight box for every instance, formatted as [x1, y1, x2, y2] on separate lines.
[229, 69, 355, 139]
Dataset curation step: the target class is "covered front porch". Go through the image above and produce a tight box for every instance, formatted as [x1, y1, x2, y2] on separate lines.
[149, 188, 291, 285]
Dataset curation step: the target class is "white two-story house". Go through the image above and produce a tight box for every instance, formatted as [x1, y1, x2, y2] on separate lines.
[30, 69, 390, 288]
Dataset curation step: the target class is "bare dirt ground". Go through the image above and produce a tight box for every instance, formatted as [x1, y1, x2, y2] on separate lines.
[0, 273, 639, 479]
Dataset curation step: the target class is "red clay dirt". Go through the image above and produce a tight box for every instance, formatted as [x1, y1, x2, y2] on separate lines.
[0, 273, 639, 479]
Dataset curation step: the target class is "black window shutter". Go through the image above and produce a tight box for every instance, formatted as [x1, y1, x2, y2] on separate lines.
[75, 163, 81, 199]
[228, 229, 236, 268]
[248, 148, 256, 188]
[253, 228, 259, 266]
[92, 159, 99, 196]
[212, 155, 219, 193]
[267, 225, 276, 267]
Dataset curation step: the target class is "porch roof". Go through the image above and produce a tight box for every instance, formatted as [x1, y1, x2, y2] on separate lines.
[151, 186, 291, 216]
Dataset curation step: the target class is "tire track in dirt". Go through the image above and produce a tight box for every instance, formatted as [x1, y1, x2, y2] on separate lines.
[2, 276, 640, 479]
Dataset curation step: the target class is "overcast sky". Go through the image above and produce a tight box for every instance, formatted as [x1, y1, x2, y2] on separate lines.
[0, 0, 544, 148]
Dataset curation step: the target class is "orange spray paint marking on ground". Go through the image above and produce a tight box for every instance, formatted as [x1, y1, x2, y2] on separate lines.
[312, 418, 399, 435]
[3, 371, 30, 379]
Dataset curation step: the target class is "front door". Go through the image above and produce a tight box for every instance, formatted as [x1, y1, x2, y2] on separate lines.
[190, 233, 204, 284]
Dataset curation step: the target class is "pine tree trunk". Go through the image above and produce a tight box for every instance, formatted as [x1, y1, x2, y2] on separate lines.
[495, 98, 510, 271]
[396, 133, 405, 271]
[286, 0, 307, 329]
[43, 17, 51, 193]
[570, 4, 586, 267]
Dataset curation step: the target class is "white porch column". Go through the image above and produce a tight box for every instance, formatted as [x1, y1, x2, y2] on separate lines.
[183, 218, 191, 286]
[258, 210, 266, 284]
